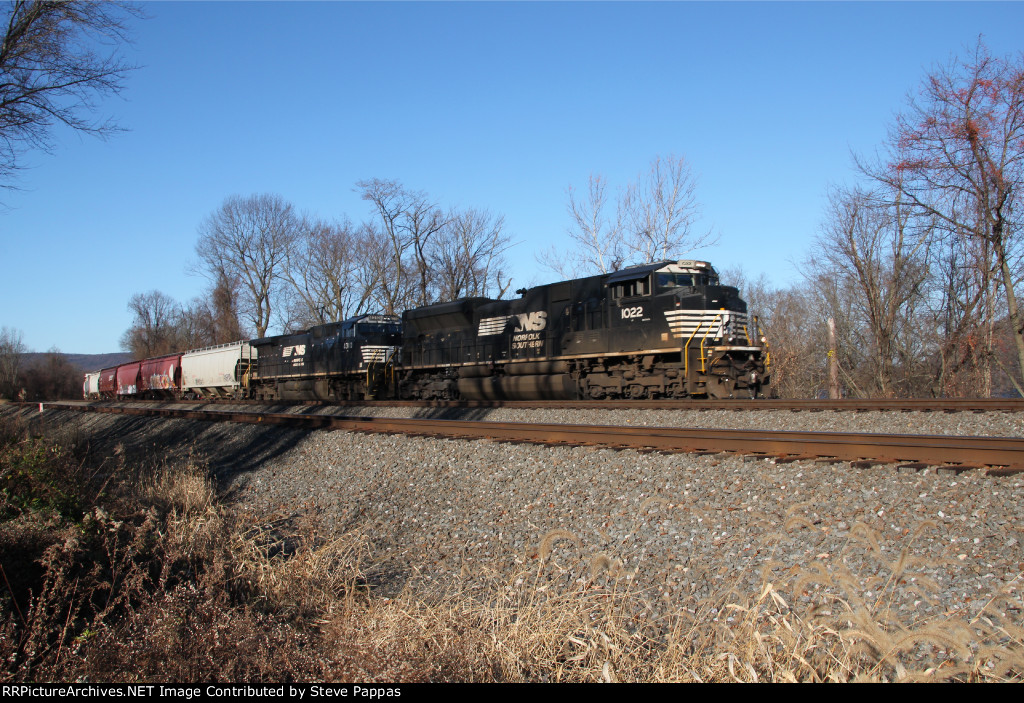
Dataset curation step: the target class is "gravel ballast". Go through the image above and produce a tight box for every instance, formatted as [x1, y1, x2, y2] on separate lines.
[11, 405, 1024, 633]
[106, 400, 1024, 437]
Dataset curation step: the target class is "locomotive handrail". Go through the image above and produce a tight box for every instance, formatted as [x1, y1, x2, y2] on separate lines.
[683, 320, 705, 391]
[699, 313, 723, 373]
[753, 315, 771, 373]
[366, 356, 378, 392]
[366, 346, 399, 398]
[385, 347, 398, 391]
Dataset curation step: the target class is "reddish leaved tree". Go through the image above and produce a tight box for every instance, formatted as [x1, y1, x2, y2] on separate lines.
[861, 39, 1024, 394]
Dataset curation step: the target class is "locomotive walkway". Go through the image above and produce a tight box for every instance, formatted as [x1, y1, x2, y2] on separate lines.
[39, 401, 1024, 474]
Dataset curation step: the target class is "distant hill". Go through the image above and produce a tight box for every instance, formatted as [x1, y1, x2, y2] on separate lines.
[21, 352, 133, 372]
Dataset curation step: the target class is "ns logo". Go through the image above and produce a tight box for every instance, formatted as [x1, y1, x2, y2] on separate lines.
[514, 311, 548, 331]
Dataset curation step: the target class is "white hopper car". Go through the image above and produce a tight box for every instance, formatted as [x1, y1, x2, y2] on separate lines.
[83, 372, 101, 399]
[181, 341, 257, 398]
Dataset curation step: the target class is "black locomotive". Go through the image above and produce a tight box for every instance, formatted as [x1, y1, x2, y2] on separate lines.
[398, 259, 768, 400]
[249, 314, 402, 401]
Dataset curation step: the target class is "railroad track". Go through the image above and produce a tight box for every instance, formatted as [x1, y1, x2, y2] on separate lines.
[39, 401, 1024, 474]
[63, 397, 1024, 412]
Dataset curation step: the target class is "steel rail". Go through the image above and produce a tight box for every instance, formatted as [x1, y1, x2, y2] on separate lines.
[50, 397, 1024, 412]
[40, 402, 1024, 472]
[381, 397, 1024, 412]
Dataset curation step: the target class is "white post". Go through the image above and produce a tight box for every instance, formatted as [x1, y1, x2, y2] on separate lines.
[828, 317, 841, 400]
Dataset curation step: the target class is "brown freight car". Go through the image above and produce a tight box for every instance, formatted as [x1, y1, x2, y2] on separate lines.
[140, 354, 182, 399]
[98, 366, 119, 399]
[115, 362, 141, 398]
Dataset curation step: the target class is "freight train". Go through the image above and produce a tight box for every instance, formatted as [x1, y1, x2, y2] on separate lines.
[84, 260, 770, 402]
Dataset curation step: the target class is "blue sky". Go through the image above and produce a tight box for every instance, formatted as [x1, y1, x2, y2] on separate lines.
[2, 1, 1022, 354]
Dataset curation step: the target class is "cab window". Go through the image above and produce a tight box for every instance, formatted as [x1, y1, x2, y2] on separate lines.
[655, 273, 694, 292]
[611, 276, 650, 299]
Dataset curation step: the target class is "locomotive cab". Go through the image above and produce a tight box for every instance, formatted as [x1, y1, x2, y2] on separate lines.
[342, 314, 402, 354]
[592, 260, 769, 399]
[345, 314, 403, 399]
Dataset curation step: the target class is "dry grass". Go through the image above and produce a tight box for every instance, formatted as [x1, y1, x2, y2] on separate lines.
[1, 409, 1021, 682]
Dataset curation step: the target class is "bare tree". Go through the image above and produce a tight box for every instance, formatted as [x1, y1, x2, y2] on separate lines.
[0, 325, 26, 398]
[354, 222, 401, 315]
[621, 154, 714, 263]
[194, 194, 299, 337]
[763, 286, 830, 398]
[357, 178, 450, 310]
[357, 179, 414, 314]
[859, 39, 1024, 393]
[924, 224, 1002, 396]
[119, 290, 180, 359]
[808, 185, 932, 396]
[283, 217, 377, 328]
[206, 270, 245, 343]
[432, 208, 513, 301]
[119, 281, 243, 359]
[173, 273, 246, 348]
[403, 193, 447, 305]
[20, 346, 79, 400]
[548, 155, 712, 278]
[563, 174, 624, 275]
[0, 1, 139, 188]
[173, 296, 215, 352]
